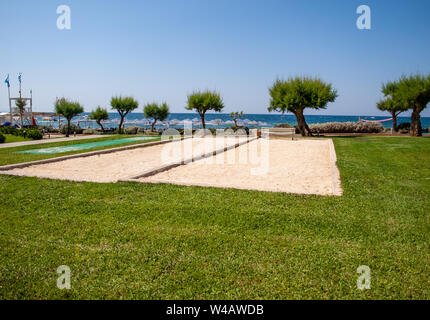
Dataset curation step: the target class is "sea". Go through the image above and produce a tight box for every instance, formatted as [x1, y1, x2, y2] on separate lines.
[36, 112, 430, 131]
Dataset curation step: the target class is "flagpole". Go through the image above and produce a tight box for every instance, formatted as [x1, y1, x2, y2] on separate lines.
[19, 73, 22, 99]
[7, 74, 12, 123]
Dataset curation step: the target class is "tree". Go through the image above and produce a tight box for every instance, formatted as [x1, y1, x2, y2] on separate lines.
[230, 111, 245, 127]
[15, 98, 27, 127]
[376, 97, 406, 133]
[378, 80, 408, 132]
[268, 77, 338, 136]
[89, 106, 109, 132]
[110, 96, 139, 133]
[55, 98, 84, 137]
[144, 102, 170, 132]
[186, 90, 224, 129]
[384, 74, 430, 136]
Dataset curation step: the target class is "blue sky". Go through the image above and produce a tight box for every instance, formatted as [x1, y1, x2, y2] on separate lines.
[1, 0, 429, 116]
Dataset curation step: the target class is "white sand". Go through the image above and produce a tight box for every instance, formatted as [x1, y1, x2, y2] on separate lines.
[3, 137, 342, 196]
[3, 137, 244, 183]
[137, 139, 342, 196]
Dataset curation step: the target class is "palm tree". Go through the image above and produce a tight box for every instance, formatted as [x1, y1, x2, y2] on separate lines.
[15, 98, 27, 127]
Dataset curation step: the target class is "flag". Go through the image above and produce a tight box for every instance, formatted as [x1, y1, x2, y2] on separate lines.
[18, 73, 22, 84]
[4, 75, 10, 88]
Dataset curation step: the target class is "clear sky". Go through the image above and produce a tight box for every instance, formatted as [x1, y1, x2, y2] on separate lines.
[1, 0, 429, 116]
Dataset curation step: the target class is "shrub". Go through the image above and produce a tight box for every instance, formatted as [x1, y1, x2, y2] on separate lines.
[83, 128, 97, 135]
[177, 129, 196, 136]
[0, 133, 5, 143]
[396, 122, 411, 132]
[144, 130, 161, 136]
[225, 126, 249, 135]
[60, 124, 83, 135]
[25, 129, 43, 140]
[125, 126, 141, 135]
[308, 122, 383, 134]
[38, 125, 58, 133]
[0, 126, 20, 136]
[274, 123, 292, 128]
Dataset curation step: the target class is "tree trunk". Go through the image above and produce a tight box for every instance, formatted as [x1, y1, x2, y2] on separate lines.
[391, 111, 398, 133]
[66, 119, 71, 137]
[199, 113, 206, 129]
[20, 113, 23, 128]
[294, 109, 312, 136]
[151, 119, 157, 132]
[97, 121, 104, 132]
[119, 116, 125, 134]
[233, 119, 237, 127]
[410, 107, 422, 137]
[304, 122, 313, 137]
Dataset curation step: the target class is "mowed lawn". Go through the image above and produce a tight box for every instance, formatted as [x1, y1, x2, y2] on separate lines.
[0, 136, 429, 299]
[2, 134, 32, 144]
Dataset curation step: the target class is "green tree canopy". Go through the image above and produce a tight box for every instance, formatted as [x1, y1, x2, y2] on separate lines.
[144, 102, 170, 132]
[186, 90, 224, 129]
[110, 96, 139, 133]
[376, 95, 407, 132]
[383, 74, 430, 136]
[55, 98, 84, 137]
[268, 77, 338, 136]
[89, 106, 109, 132]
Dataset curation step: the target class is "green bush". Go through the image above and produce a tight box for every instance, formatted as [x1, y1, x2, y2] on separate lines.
[309, 122, 383, 134]
[0, 126, 20, 136]
[125, 126, 141, 135]
[82, 128, 97, 135]
[144, 130, 161, 136]
[38, 125, 58, 133]
[25, 129, 43, 140]
[225, 126, 250, 135]
[396, 122, 411, 132]
[60, 124, 83, 135]
[0, 133, 5, 143]
[274, 123, 292, 128]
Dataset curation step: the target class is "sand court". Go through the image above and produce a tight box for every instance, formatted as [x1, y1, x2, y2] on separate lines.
[1, 137, 246, 183]
[134, 139, 342, 196]
[1, 137, 342, 196]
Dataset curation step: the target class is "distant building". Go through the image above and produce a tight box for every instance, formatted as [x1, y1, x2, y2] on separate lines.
[0, 112, 11, 124]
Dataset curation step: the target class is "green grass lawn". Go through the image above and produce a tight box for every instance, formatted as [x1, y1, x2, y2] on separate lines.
[0, 134, 160, 166]
[0, 136, 429, 299]
[2, 134, 32, 143]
